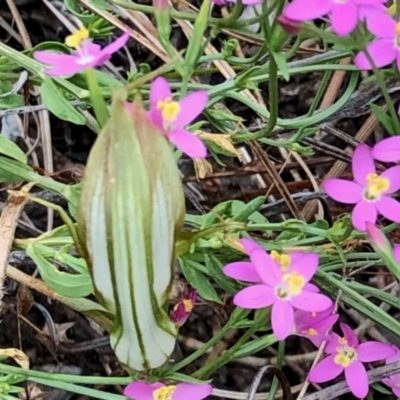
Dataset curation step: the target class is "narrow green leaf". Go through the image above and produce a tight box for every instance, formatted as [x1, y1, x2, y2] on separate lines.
[180, 257, 222, 304]
[0, 135, 27, 163]
[41, 77, 86, 125]
[26, 244, 93, 298]
[370, 104, 395, 134]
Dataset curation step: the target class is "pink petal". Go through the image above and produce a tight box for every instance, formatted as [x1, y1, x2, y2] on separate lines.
[271, 300, 294, 340]
[386, 345, 400, 364]
[344, 361, 369, 399]
[376, 196, 400, 224]
[290, 252, 319, 282]
[283, 0, 332, 21]
[307, 315, 339, 346]
[380, 166, 400, 194]
[363, 8, 397, 37]
[223, 261, 261, 282]
[323, 179, 361, 204]
[233, 285, 275, 309]
[352, 144, 375, 186]
[330, 2, 358, 36]
[286, 251, 308, 268]
[290, 291, 332, 312]
[175, 91, 208, 127]
[308, 355, 343, 382]
[33, 51, 76, 65]
[340, 323, 359, 347]
[325, 333, 342, 354]
[44, 62, 86, 76]
[354, 39, 397, 70]
[168, 128, 207, 158]
[304, 283, 320, 292]
[394, 246, 400, 264]
[150, 77, 172, 109]
[124, 381, 164, 400]
[313, 313, 339, 333]
[174, 383, 213, 400]
[241, 238, 264, 255]
[102, 33, 130, 55]
[373, 136, 400, 162]
[249, 249, 282, 286]
[351, 200, 378, 231]
[310, 304, 335, 325]
[357, 341, 396, 362]
[242, 0, 263, 4]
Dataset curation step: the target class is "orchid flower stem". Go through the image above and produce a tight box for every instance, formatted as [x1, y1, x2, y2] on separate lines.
[267, 341, 285, 400]
[85, 68, 109, 131]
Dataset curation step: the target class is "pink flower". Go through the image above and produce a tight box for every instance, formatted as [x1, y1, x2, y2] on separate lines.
[324, 144, 400, 231]
[383, 345, 400, 397]
[282, 0, 389, 37]
[223, 239, 332, 340]
[148, 77, 208, 158]
[34, 33, 129, 76]
[309, 323, 395, 399]
[372, 136, 400, 162]
[293, 305, 339, 347]
[124, 381, 213, 400]
[354, 16, 400, 71]
[170, 289, 197, 326]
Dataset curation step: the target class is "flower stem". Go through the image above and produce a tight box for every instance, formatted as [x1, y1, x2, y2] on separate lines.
[267, 340, 285, 400]
[85, 68, 109, 130]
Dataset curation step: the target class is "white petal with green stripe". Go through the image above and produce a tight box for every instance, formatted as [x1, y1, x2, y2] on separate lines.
[77, 92, 185, 371]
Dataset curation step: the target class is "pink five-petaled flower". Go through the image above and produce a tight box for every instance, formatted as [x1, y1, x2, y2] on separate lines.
[355, 16, 400, 72]
[124, 381, 213, 400]
[382, 345, 400, 397]
[293, 305, 339, 347]
[282, 0, 389, 37]
[324, 144, 400, 231]
[372, 136, 400, 162]
[148, 77, 208, 158]
[170, 289, 197, 327]
[34, 32, 129, 76]
[223, 238, 332, 340]
[309, 323, 395, 399]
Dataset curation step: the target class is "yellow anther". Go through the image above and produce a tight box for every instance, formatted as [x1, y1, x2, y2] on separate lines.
[365, 173, 389, 199]
[305, 328, 318, 336]
[157, 98, 180, 122]
[396, 21, 400, 36]
[65, 26, 90, 48]
[334, 353, 352, 367]
[339, 337, 347, 345]
[334, 345, 357, 368]
[282, 272, 305, 295]
[271, 251, 292, 271]
[153, 385, 176, 400]
[183, 299, 194, 313]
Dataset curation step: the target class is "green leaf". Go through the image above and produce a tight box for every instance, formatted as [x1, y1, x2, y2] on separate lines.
[41, 78, 86, 125]
[0, 135, 27, 163]
[272, 51, 290, 81]
[180, 257, 222, 304]
[370, 103, 395, 134]
[26, 244, 93, 298]
[204, 254, 239, 295]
